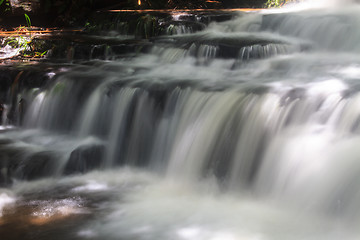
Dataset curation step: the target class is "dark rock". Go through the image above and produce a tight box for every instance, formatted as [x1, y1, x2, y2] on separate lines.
[15, 151, 58, 181]
[0, 138, 13, 145]
[64, 144, 105, 175]
[0, 146, 28, 186]
[0, 145, 60, 185]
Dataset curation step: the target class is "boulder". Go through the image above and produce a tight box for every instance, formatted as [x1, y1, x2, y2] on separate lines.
[64, 144, 105, 175]
[18, 151, 58, 180]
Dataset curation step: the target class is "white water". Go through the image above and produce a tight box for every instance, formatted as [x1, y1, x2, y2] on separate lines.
[0, 192, 15, 217]
[2, 169, 359, 239]
[2, 1, 360, 239]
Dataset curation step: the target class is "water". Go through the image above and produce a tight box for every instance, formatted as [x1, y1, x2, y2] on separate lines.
[2, 1, 360, 239]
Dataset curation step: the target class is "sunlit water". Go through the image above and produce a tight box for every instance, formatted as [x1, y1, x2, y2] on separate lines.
[2, 1, 360, 239]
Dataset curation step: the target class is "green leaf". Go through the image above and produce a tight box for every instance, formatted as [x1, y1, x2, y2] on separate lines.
[24, 14, 31, 28]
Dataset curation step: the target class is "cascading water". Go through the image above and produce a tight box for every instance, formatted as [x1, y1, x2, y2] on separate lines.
[1, 1, 360, 239]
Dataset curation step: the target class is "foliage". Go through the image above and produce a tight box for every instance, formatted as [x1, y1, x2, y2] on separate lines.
[5, 13, 33, 51]
[24, 14, 31, 29]
[265, 0, 300, 8]
[2, 15, 48, 59]
[4, 34, 48, 58]
[265, 0, 285, 7]
[0, 0, 10, 13]
[5, 33, 31, 50]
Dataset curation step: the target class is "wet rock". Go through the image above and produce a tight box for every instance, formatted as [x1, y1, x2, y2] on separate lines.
[85, 11, 238, 38]
[10, 0, 40, 13]
[0, 145, 59, 185]
[0, 138, 13, 145]
[0, 145, 28, 186]
[64, 144, 105, 175]
[17, 151, 58, 180]
[47, 37, 150, 61]
[0, 68, 16, 102]
[160, 21, 206, 35]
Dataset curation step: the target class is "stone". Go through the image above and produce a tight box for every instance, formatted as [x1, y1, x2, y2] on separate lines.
[64, 144, 105, 175]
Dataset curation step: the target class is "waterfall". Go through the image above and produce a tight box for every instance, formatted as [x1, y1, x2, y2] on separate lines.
[1, 4, 360, 240]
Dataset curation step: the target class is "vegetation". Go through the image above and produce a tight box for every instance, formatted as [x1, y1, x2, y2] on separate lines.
[0, 0, 10, 13]
[1, 14, 49, 59]
[0, 0, 301, 60]
[265, 0, 299, 8]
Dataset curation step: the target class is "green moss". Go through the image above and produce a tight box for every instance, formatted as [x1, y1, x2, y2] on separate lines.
[52, 82, 66, 95]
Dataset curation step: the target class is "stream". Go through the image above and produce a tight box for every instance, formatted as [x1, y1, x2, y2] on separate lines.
[1, 1, 360, 239]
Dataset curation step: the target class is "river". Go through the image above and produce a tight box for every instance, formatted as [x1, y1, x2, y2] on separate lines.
[1, 1, 360, 239]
